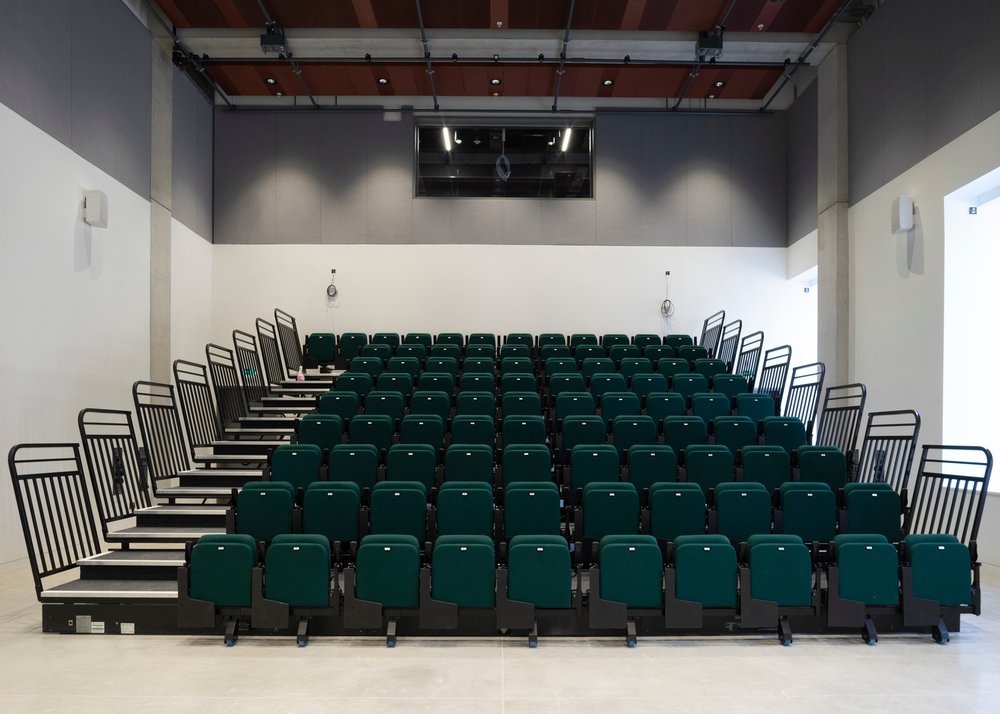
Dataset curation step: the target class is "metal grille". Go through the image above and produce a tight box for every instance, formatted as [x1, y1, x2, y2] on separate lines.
[854, 410, 921, 491]
[132, 381, 190, 492]
[8, 443, 102, 600]
[815, 383, 867, 454]
[753, 344, 791, 412]
[699, 310, 725, 358]
[207, 343, 249, 427]
[78, 409, 151, 532]
[234, 329, 268, 403]
[783, 362, 825, 439]
[173, 359, 222, 452]
[716, 319, 742, 371]
[904, 445, 992, 547]
[733, 330, 764, 385]
[275, 308, 303, 376]
[256, 318, 285, 387]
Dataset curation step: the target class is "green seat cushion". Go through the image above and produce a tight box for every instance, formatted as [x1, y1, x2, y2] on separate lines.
[508, 535, 571, 609]
[598, 535, 663, 609]
[431, 535, 496, 608]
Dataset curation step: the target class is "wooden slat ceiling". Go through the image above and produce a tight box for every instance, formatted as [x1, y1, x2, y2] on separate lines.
[155, 0, 842, 100]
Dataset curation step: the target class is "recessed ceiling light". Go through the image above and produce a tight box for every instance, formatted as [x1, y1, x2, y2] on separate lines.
[602, 79, 613, 87]
[276, 91, 283, 96]
[492, 91, 500, 97]
[377, 77, 389, 85]
[265, 78, 276, 85]
[490, 78, 501, 85]
[708, 94, 716, 99]
[713, 80, 725, 88]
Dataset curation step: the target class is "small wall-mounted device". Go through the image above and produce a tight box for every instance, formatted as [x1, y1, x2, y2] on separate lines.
[83, 190, 108, 228]
[327, 269, 338, 298]
[891, 195, 914, 234]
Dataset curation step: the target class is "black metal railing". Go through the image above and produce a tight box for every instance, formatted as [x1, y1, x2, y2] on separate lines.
[8, 443, 102, 600]
[716, 319, 742, 371]
[173, 359, 223, 453]
[853, 410, 921, 490]
[275, 308, 303, 377]
[234, 329, 268, 403]
[78, 409, 151, 535]
[699, 309, 725, 358]
[256, 318, 285, 387]
[207, 343, 249, 427]
[733, 330, 763, 384]
[815, 383, 867, 454]
[132, 381, 191, 493]
[753, 344, 791, 412]
[783, 362, 825, 440]
[904, 445, 992, 548]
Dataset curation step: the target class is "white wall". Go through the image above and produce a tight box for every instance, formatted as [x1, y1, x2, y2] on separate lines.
[212, 243, 817, 366]
[0, 101, 151, 566]
[849, 107, 1000, 564]
[170, 219, 214, 365]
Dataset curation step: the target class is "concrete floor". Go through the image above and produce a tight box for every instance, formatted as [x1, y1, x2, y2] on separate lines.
[0, 565, 998, 713]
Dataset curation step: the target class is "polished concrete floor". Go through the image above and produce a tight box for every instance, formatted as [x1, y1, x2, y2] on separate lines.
[0, 564, 998, 713]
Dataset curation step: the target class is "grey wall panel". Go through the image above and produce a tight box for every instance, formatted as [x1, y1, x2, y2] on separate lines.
[685, 116, 732, 247]
[636, 115, 689, 246]
[449, 199, 504, 244]
[412, 199, 451, 243]
[499, 199, 542, 244]
[195, 92, 214, 239]
[847, 14, 885, 205]
[319, 112, 368, 243]
[733, 113, 787, 248]
[171, 71, 198, 230]
[787, 82, 817, 243]
[594, 113, 648, 245]
[214, 112, 276, 244]
[275, 113, 324, 244]
[364, 113, 413, 243]
[538, 200, 597, 245]
[14, 0, 72, 146]
[70, 0, 151, 198]
[849, 0, 1000, 205]
[0, 0, 16, 109]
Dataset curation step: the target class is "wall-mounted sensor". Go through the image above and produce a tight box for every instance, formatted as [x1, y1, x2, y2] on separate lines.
[83, 190, 108, 228]
[327, 269, 338, 298]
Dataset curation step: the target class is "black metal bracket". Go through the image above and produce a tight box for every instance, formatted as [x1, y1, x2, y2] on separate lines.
[250, 567, 290, 630]
[175, 566, 217, 630]
[663, 567, 704, 629]
[496, 567, 537, 636]
[418, 567, 459, 630]
[341, 567, 385, 630]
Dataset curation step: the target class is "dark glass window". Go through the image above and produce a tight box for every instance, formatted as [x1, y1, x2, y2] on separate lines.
[416, 125, 593, 198]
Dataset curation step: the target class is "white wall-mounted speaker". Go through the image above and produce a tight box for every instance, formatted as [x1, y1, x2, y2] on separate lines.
[892, 195, 914, 234]
[83, 189, 108, 228]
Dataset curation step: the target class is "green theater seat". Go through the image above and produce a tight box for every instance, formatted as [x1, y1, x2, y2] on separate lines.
[399, 414, 445, 451]
[264, 534, 331, 608]
[503, 481, 562, 538]
[431, 535, 496, 608]
[369, 481, 428, 541]
[626, 445, 677, 491]
[386, 444, 438, 489]
[832, 533, 899, 606]
[349, 414, 395, 454]
[444, 444, 494, 483]
[581, 481, 640, 541]
[649, 482, 706, 542]
[904, 534, 972, 606]
[302, 481, 361, 543]
[761, 416, 807, 453]
[504, 390, 543, 417]
[269, 443, 323, 491]
[295, 414, 344, 453]
[746, 534, 812, 607]
[684, 445, 734, 492]
[662, 416, 708, 455]
[645, 392, 685, 424]
[236, 481, 295, 543]
[714, 481, 771, 542]
[455, 390, 495, 418]
[740, 445, 790, 492]
[501, 444, 552, 486]
[356, 534, 421, 608]
[450, 415, 495, 447]
[507, 535, 572, 609]
[842, 482, 902, 541]
[598, 534, 663, 609]
[318, 390, 359, 422]
[328, 444, 380, 490]
[569, 444, 620, 490]
[436, 482, 494, 538]
[189, 533, 257, 607]
[672, 534, 737, 607]
[778, 482, 836, 543]
[796, 445, 847, 490]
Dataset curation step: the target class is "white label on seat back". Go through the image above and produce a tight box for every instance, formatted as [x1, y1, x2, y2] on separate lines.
[703, 547, 711, 551]
[537, 547, 544, 552]
[384, 547, 391, 551]
[865, 546, 873, 550]
[628, 547, 636, 552]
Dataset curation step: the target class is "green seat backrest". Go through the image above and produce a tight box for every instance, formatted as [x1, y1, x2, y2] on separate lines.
[349, 414, 395, 453]
[502, 444, 552, 486]
[318, 390, 360, 421]
[329, 444, 380, 490]
[361, 343, 392, 364]
[712, 416, 757, 456]
[469, 333, 495, 347]
[735, 393, 775, 425]
[609, 345, 641, 367]
[435, 333, 465, 348]
[600, 391, 640, 425]
[644, 345, 674, 362]
[678, 345, 709, 364]
[626, 445, 677, 491]
[904, 535, 971, 606]
[693, 358, 727, 380]
[796, 445, 847, 490]
[778, 482, 836, 543]
[550, 374, 586, 399]
[425, 356, 459, 377]
[508, 535, 572, 609]
[431, 535, 496, 608]
[831, 534, 899, 605]
[403, 333, 432, 348]
[444, 444, 495, 483]
[410, 391, 451, 422]
[189, 534, 257, 607]
[570, 444, 620, 490]
[540, 344, 572, 361]
[437, 483, 495, 538]
[501, 357, 533, 376]
[712, 374, 749, 400]
[377, 372, 415, 396]
[306, 333, 337, 363]
[555, 392, 595, 422]
[684, 444, 734, 492]
[417, 371, 456, 393]
[395, 345, 427, 363]
[371, 332, 401, 349]
[499, 344, 531, 359]
[612, 415, 657, 453]
[303, 482, 361, 542]
[455, 390, 495, 417]
[386, 444, 438, 489]
[386, 356, 421, 379]
[645, 392, 686, 423]
[598, 534, 663, 608]
[370, 482, 428, 541]
[465, 345, 495, 360]
[575, 344, 606, 364]
[350, 356, 384, 380]
[664, 334, 694, 350]
[265, 534, 331, 608]
[337, 371, 373, 396]
[236, 481, 295, 543]
[671, 373, 709, 400]
[504, 482, 562, 537]
[450, 415, 496, 447]
[843, 484, 902, 541]
[762, 417, 807, 453]
[356, 534, 421, 608]
[740, 445, 790, 492]
[270, 444, 323, 491]
[673, 535, 737, 607]
[690, 392, 731, 422]
[560, 416, 607, 453]
[462, 357, 494, 374]
[338, 333, 368, 362]
[504, 333, 534, 348]
[582, 482, 639, 540]
[364, 391, 406, 422]
[591, 373, 627, 402]
[657, 358, 690, 381]
[619, 357, 652, 382]
[662, 416, 708, 455]
[297, 414, 344, 452]
[539, 333, 567, 348]
[501, 373, 537, 394]
[649, 483, 706, 541]
[582, 358, 615, 382]
[570, 333, 599, 348]
[634, 334, 661, 351]
[546, 358, 579, 378]
[714, 482, 772, 542]
[503, 391, 543, 417]
[400, 414, 445, 450]
[602, 334, 630, 350]
[502, 415, 547, 446]
[747, 534, 812, 607]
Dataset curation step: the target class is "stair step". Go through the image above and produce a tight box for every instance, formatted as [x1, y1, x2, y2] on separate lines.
[249, 404, 316, 414]
[209, 440, 287, 455]
[135, 504, 228, 528]
[192, 453, 268, 465]
[78, 550, 185, 581]
[105, 525, 226, 545]
[176, 468, 261, 488]
[41, 578, 177, 602]
[236, 416, 302, 428]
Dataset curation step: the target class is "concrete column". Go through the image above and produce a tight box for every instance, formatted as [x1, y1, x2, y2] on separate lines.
[816, 44, 850, 385]
[149, 38, 173, 382]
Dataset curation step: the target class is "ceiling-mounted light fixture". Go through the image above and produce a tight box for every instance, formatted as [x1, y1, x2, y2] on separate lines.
[561, 128, 572, 152]
[377, 77, 389, 85]
[708, 94, 716, 99]
[493, 53, 500, 62]
[490, 78, 501, 85]
[602, 79, 613, 87]
[276, 91, 283, 96]
[454, 131, 462, 145]
[442, 126, 452, 151]
[713, 80, 725, 88]
[265, 77, 276, 85]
